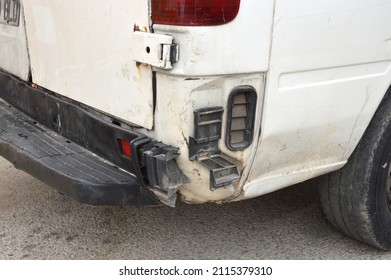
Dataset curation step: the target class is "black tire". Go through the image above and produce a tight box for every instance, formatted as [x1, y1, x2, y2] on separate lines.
[319, 89, 391, 250]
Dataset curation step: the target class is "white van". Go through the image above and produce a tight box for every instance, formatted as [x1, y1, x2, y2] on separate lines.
[1, 0, 391, 249]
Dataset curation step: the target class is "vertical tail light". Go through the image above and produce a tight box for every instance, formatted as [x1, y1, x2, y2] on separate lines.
[152, 0, 241, 26]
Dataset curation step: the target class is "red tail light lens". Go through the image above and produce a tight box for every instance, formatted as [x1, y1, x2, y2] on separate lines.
[152, 0, 241, 26]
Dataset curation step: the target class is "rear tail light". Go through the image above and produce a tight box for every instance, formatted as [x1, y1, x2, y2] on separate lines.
[226, 87, 257, 151]
[152, 0, 241, 26]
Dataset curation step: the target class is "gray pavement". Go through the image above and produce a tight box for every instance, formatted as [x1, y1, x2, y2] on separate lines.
[0, 156, 390, 260]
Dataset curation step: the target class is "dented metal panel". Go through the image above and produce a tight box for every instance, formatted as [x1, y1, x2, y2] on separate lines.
[22, 0, 154, 129]
[144, 0, 391, 204]
[135, 73, 265, 204]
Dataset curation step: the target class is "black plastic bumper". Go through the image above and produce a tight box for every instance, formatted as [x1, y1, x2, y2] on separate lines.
[0, 69, 164, 206]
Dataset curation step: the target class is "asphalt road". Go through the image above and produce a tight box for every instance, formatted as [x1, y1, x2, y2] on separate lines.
[0, 156, 390, 260]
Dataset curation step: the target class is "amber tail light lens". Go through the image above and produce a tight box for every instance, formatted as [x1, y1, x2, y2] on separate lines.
[152, 0, 241, 26]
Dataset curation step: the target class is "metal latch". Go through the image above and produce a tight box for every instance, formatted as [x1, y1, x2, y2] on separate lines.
[130, 31, 179, 70]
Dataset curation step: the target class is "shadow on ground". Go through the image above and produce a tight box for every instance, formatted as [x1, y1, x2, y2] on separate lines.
[0, 158, 389, 259]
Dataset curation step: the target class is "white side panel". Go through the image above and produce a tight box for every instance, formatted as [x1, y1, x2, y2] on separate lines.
[244, 0, 391, 199]
[23, 0, 154, 129]
[0, 1, 30, 79]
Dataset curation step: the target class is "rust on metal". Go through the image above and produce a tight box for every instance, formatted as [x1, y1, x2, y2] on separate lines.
[133, 24, 147, 32]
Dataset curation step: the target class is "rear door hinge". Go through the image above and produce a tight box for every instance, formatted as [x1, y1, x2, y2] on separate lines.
[130, 31, 179, 70]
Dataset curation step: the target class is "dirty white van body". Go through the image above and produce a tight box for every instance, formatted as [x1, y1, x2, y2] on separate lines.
[1, 0, 391, 249]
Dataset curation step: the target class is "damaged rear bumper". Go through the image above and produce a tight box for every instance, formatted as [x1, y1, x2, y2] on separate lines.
[0, 69, 189, 206]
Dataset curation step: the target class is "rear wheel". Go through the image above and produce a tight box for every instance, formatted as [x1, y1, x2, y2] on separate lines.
[319, 90, 391, 250]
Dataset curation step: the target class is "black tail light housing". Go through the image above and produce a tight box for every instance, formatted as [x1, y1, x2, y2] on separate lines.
[226, 86, 257, 151]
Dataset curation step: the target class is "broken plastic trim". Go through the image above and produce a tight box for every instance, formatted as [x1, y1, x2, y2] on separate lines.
[189, 107, 224, 160]
[140, 142, 190, 207]
[199, 154, 240, 190]
[189, 107, 240, 190]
